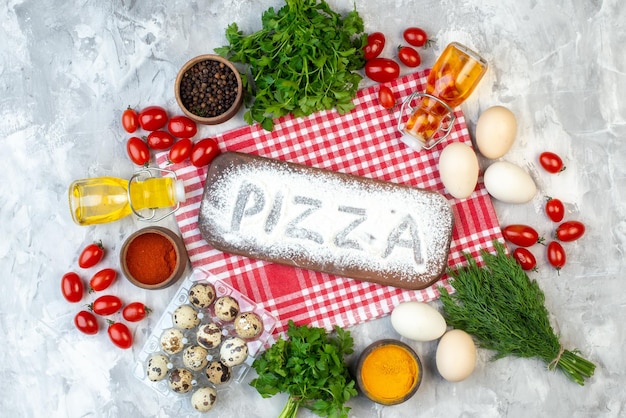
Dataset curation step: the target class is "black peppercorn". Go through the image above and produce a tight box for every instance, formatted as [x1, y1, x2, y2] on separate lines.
[179, 60, 238, 118]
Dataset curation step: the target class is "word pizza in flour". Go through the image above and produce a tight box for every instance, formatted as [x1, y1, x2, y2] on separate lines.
[199, 152, 454, 290]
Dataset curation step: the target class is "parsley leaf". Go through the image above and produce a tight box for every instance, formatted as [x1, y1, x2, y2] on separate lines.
[216, 0, 367, 131]
[250, 320, 357, 418]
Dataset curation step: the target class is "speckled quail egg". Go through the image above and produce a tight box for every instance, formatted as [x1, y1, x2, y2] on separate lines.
[205, 360, 232, 385]
[214, 296, 239, 322]
[188, 282, 216, 309]
[146, 354, 171, 382]
[234, 311, 264, 339]
[191, 386, 217, 413]
[173, 304, 201, 329]
[168, 368, 195, 394]
[160, 328, 186, 355]
[182, 345, 210, 371]
[220, 336, 249, 367]
[196, 322, 223, 350]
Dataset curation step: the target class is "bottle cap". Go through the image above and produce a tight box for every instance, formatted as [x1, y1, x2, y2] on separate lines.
[174, 180, 187, 203]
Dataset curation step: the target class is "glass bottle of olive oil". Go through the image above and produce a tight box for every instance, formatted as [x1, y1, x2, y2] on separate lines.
[68, 169, 185, 226]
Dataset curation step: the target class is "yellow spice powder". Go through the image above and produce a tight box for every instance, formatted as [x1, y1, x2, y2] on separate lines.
[360, 344, 418, 402]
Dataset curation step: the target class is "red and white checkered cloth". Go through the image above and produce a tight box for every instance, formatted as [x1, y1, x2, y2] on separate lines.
[156, 69, 503, 336]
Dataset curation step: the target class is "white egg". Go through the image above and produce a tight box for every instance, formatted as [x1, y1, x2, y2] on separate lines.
[475, 106, 517, 159]
[391, 301, 447, 342]
[484, 161, 536, 203]
[436, 329, 477, 382]
[438, 142, 479, 199]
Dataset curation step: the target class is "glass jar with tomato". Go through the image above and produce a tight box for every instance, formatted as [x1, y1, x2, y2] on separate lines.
[398, 42, 488, 150]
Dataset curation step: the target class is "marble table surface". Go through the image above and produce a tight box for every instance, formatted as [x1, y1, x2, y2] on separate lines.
[2, 0, 624, 417]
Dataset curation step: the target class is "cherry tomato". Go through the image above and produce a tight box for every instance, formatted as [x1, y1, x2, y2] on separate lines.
[168, 138, 193, 164]
[403, 27, 430, 48]
[78, 242, 105, 269]
[91, 295, 123, 316]
[378, 86, 396, 110]
[122, 302, 152, 322]
[74, 310, 99, 335]
[398, 46, 421, 67]
[89, 268, 117, 292]
[126, 136, 150, 166]
[107, 321, 133, 349]
[146, 130, 175, 150]
[539, 151, 566, 173]
[547, 241, 566, 271]
[61, 272, 84, 303]
[121, 107, 139, 133]
[190, 137, 221, 167]
[365, 58, 400, 83]
[512, 247, 537, 271]
[545, 197, 565, 223]
[556, 220, 585, 242]
[502, 225, 543, 247]
[363, 32, 385, 60]
[167, 115, 197, 138]
[138, 105, 168, 131]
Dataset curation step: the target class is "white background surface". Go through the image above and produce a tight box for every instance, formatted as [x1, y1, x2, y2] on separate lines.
[1, 0, 625, 417]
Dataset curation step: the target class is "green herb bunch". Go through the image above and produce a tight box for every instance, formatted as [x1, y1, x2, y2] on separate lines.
[439, 241, 595, 385]
[215, 0, 367, 131]
[250, 320, 357, 418]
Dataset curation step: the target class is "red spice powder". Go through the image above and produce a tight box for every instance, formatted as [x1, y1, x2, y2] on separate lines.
[126, 232, 177, 285]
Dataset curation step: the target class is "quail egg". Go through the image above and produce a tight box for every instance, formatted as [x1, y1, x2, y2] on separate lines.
[146, 354, 171, 382]
[214, 296, 239, 322]
[220, 336, 249, 367]
[182, 345, 210, 371]
[234, 311, 264, 339]
[205, 360, 232, 385]
[188, 282, 216, 309]
[160, 328, 186, 355]
[173, 304, 201, 329]
[168, 368, 195, 394]
[196, 322, 223, 350]
[191, 386, 217, 413]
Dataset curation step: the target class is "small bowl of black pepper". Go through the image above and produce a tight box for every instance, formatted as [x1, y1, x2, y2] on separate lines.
[175, 54, 243, 125]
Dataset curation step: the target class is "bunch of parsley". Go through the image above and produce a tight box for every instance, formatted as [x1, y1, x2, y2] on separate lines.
[215, 0, 367, 131]
[250, 320, 357, 418]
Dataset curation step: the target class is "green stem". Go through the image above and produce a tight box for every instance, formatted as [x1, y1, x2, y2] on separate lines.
[278, 396, 301, 418]
[556, 350, 596, 386]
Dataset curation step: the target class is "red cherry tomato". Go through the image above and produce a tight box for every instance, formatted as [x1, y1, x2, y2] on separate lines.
[512, 247, 537, 271]
[363, 32, 385, 60]
[78, 242, 105, 268]
[365, 58, 400, 83]
[556, 220, 585, 242]
[403, 27, 430, 48]
[107, 321, 133, 349]
[167, 115, 198, 138]
[91, 295, 123, 316]
[121, 107, 139, 133]
[547, 241, 566, 271]
[74, 310, 99, 335]
[545, 197, 565, 223]
[190, 138, 221, 167]
[398, 46, 421, 67]
[168, 138, 193, 164]
[126, 136, 150, 166]
[502, 225, 543, 247]
[122, 302, 152, 322]
[146, 130, 176, 150]
[378, 86, 396, 110]
[539, 151, 565, 173]
[89, 268, 117, 292]
[138, 106, 168, 131]
[61, 272, 84, 303]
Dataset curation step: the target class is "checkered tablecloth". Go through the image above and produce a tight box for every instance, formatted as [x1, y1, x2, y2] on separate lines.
[156, 69, 503, 335]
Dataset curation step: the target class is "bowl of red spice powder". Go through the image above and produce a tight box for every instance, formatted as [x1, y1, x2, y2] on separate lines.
[120, 226, 189, 290]
[174, 54, 244, 125]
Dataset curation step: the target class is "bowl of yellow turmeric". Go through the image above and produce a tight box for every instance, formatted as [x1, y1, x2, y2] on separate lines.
[355, 339, 422, 405]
